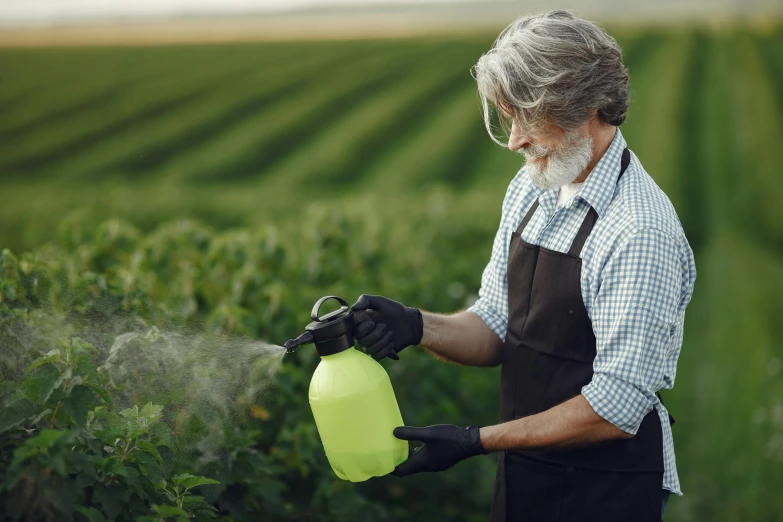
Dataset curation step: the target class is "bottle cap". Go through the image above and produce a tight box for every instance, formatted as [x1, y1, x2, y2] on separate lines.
[305, 296, 356, 357]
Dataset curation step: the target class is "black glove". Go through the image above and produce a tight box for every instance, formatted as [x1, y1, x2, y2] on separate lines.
[351, 294, 423, 361]
[390, 424, 487, 477]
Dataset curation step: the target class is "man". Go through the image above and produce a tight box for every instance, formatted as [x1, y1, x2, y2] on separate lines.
[351, 10, 696, 522]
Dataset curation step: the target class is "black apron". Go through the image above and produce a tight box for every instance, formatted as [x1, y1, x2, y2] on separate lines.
[489, 148, 665, 522]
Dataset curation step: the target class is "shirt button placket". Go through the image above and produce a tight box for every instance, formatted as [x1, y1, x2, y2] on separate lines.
[539, 208, 561, 246]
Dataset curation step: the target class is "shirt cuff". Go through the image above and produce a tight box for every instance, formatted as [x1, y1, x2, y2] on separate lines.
[466, 300, 507, 341]
[581, 373, 655, 435]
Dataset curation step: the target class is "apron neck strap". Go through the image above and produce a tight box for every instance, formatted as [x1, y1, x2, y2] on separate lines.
[567, 147, 630, 256]
[516, 200, 540, 235]
[567, 208, 599, 256]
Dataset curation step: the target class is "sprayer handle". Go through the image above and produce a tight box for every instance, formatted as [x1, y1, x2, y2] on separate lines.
[311, 296, 350, 322]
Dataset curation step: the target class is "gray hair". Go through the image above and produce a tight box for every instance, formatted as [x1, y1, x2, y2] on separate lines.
[470, 10, 629, 146]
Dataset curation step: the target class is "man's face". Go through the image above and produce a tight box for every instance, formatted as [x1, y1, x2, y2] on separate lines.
[507, 119, 594, 190]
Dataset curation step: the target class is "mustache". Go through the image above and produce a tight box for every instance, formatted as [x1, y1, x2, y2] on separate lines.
[520, 143, 551, 159]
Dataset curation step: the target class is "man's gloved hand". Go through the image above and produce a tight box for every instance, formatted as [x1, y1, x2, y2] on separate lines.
[351, 294, 423, 361]
[390, 424, 488, 477]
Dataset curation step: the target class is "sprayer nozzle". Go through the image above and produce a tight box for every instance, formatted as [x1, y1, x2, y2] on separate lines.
[284, 331, 315, 354]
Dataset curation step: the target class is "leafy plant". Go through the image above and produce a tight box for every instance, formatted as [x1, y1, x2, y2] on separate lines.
[0, 205, 498, 521]
[0, 335, 220, 522]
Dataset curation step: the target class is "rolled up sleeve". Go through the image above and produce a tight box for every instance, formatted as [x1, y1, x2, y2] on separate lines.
[468, 295, 507, 341]
[581, 228, 683, 435]
[467, 230, 510, 340]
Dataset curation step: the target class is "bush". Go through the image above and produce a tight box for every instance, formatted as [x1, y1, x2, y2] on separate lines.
[0, 202, 498, 521]
[0, 334, 219, 522]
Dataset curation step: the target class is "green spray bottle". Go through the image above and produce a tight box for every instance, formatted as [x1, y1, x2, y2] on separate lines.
[284, 296, 408, 482]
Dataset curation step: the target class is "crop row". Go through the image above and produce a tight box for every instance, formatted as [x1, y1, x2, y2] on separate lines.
[172, 43, 471, 184]
[0, 45, 292, 138]
[2, 35, 661, 189]
[0, 45, 369, 175]
[0, 42, 336, 133]
[0, 31, 780, 246]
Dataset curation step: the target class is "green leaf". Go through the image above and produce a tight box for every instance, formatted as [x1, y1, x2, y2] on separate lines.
[37, 364, 64, 405]
[27, 350, 61, 372]
[151, 504, 189, 517]
[128, 420, 147, 439]
[181, 494, 216, 511]
[102, 456, 129, 478]
[0, 396, 40, 433]
[87, 382, 113, 410]
[135, 439, 163, 463]
[172, 473, 195, 487]
[133, 449, 162, 480]
[180, 475, 220, 492]
[21, 363, 64, 405]
[73, 352, 100, 384]
[47, 451, 68, 477]
[62, 385, 99, 427]
[122, 465, 142, 496]
[139, 402, 164, 424]
[76, 506, 106, 522]
[65, 338, 98, 358]
[91, 410, 129, 441]
[148, 421, 175, 449]
[60, 366, 73, 383]
[120, 405, 139, 420]
[64, 374, 84, 391]
[10, 429, 71, 468]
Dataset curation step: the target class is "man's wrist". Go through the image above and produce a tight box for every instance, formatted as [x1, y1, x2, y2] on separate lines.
[479, 424, 509, 453]
[406, 306, 424, 345]
[469, 425, 488, 455]
[479, 426, 491, 452]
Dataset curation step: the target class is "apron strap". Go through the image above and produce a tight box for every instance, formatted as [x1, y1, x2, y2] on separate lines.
[567, 147, 631, 257]
[514, 199, 540, 235]
[567, 208, 599, 257]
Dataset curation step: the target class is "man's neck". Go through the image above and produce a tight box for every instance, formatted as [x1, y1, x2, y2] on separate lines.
[573, 125, 617, 184]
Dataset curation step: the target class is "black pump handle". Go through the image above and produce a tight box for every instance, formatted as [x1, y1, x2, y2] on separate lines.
[311, 296, 350, 322]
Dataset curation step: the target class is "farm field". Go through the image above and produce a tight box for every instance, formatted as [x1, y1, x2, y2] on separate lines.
[1, 24, 783, 521]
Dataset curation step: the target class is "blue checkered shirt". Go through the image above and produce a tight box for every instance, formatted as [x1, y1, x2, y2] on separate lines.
[467, 127, 696, 495]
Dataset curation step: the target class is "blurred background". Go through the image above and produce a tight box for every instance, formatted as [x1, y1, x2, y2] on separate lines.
[1, 0, 782, 521]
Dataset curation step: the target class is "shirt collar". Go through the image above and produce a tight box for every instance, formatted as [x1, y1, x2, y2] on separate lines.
[574, 126, 627, 218]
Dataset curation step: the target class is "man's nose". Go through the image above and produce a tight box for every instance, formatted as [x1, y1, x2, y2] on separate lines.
[508, 122, 532, 152]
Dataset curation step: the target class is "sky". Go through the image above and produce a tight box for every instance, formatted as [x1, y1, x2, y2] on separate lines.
[0, 0, 484, 25]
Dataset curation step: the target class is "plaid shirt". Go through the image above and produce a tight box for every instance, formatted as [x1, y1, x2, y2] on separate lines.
[468, 127, 696, 495]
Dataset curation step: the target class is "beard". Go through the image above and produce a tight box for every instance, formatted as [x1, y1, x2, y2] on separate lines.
[521, 128, 594, 190]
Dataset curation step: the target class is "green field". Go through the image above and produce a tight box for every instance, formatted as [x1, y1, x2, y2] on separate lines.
[1, 24, 783, 521]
